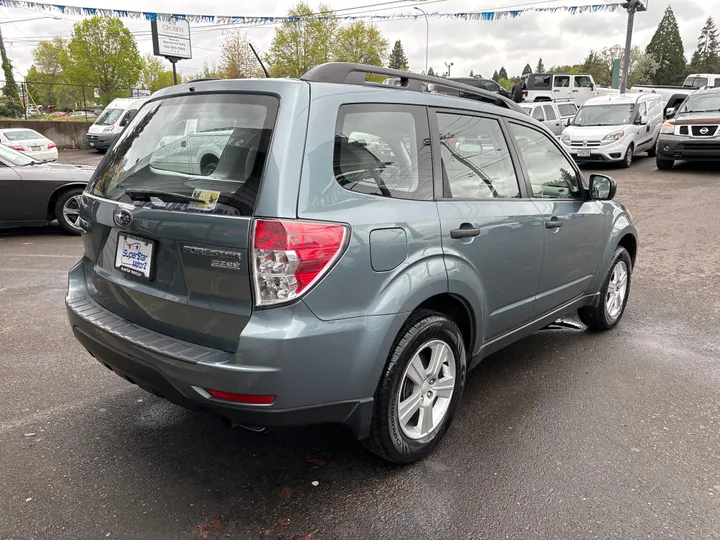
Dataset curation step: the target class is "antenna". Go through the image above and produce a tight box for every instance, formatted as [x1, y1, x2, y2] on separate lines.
[249, 42, 270, 78]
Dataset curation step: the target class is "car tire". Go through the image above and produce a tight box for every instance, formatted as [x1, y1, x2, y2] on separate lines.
[363, 310, 467, 464]
[656, 156, 674, 170]
[647, 141, 657, 157]
[578, 247, 632, 331]
[621, 144, 634, 168]
[55, 188, 84, 235]
[97, 148, 107, 154]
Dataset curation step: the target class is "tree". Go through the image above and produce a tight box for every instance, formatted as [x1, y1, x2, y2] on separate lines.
[522, 63, 532, 75]
[492, 70, 499, 82]
[628, 47, 659, 87]
[200, 62, 221, 79]
[469, 69, 474, 77]
[388, 39, 408, 70]
[646, 6, 686, 85]
[690, 17, 720, 74]
[427, 66, 435, 77]
[536, 58, 545, 73]
[267, 2, 337, 78]
[61, 16, 143, 105]
[497, 78, 512, 91]
[220, 30, 262, 78]
[334, 21, 389, 67]
[139, 56, 181, 92]
[0, 28, 22, 117]
[26, 37, 83, 110]
[498, 66, 508, 80]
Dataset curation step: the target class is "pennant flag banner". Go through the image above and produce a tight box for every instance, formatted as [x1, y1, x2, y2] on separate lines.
[0, 0, 624, 25]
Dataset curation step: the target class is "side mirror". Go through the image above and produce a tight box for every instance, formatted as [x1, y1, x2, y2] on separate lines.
[591, 83, 595, 91]
[589, 174, 617, 201]
[665, 107, 676, 119]
[638, 114, 648, 125]
[119, 118, 128, 127]
[564, 117, 572, 126]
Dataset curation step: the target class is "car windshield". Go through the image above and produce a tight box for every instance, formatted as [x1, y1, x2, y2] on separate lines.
[95, 108, 124, 126]
[3, 129, 42, 141]
[574, 104, 635, 126]
[0, 144, 38, 166]
[89, 93, 279, 217]
[683, 76, 709, 88]
[677, 93, 720, 114]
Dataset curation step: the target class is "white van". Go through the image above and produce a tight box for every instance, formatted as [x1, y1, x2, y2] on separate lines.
[85, 97, 148, 153]
[560, 93, 663, 168]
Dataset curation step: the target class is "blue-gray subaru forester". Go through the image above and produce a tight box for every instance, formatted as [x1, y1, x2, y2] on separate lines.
[66, 63, 638, 463]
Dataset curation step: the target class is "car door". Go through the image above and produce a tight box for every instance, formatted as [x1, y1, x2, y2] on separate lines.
[572, 75, 595, 105]
[552, 75, 572, 101]
[432, 110, 544, 341]
[542, 104, 563, 136]
[0, 161, 25, 224]
[633, 101, 654, 151]
[508, 121, 605, 318]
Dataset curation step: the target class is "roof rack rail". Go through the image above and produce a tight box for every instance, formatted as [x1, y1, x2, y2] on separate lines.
[301, 62, 524, 113]
[187, 78, 221, 83]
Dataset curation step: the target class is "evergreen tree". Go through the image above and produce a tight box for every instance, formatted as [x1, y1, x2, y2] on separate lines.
[522, 63, 532, 75]
[469, 69, 474, 77]
[690, 17, 720, 74]
[427, 66, 435, 77]
[388, 39, 409, 70]
[499, 66, 508, 80]
[0, 28, 22, 117]
[536, 58, 545, 73]
[492, 70, 499, 81]
[646, 6, 687, 85]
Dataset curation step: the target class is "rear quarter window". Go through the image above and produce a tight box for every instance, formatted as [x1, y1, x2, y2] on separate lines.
[557, 103, 577, 116]
[528, 75, 552, 90]
[334, 104, 433, 201]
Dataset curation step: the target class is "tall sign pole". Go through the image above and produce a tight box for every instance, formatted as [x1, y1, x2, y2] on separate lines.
[620, 0, 647, 94]
[151, 18, 192, 85]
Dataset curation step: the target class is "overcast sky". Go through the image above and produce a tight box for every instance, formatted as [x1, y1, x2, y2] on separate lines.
[0, 0, 713, 82]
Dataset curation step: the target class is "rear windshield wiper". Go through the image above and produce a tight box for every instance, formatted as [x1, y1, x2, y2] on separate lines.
[125, 189, 205, 204]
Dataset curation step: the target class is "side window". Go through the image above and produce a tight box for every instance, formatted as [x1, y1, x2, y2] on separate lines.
[484, 81, 501, 93]
[637, 102, 647, 118]
[532, 107, 545, 121]
[334, 104, 433, 201]
[510, 122, 583, 200]
[553, 75, 570, 88]
[574, 76, 593, 88]
[543, 105, 557, 121]
[714, 78, 720, 88]
[436, 113, 520, 199]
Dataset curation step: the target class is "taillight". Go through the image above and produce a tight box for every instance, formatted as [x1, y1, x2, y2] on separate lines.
[523, 91, 528, 97]
[11, 145, 24, 151]
[252, 219, 347, 306]
[48, 143, 56, 149]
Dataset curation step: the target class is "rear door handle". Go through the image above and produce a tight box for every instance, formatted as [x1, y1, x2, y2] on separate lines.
[545, 218, 563, 229]
[451, 225, 481, 238]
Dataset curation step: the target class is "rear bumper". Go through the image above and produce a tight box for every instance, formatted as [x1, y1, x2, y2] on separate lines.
[65, 262, 402, 439]
[657, 136, 720, 161]
[26, 148, 58, 162]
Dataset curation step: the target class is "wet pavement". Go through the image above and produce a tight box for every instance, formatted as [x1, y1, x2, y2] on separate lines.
[1, 156, 719, 539]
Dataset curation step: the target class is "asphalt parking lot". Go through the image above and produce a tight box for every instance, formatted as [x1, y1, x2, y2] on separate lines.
[2, 155, 719, 539]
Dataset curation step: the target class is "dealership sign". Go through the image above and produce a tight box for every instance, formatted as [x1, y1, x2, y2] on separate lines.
[151, 18, 192, 60]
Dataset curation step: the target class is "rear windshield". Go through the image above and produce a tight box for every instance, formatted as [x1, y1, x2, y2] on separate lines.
[527, 74, 552, 90]
[683, 76, 709, 88]
[4, 130, 41, 141]
[89, 93, 278, 217]
[557, 103, 577, 116]
[95, 108, 124, 126]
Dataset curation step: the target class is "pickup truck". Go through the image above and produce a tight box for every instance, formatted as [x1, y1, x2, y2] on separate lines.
[632, 73, 720, 111]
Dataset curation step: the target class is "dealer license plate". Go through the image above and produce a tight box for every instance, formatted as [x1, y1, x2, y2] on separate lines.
[577, 149, 591, 158]
[31, 146, 41, 151]
[115, 234, 154, 280]
[89, 142, 95, 147]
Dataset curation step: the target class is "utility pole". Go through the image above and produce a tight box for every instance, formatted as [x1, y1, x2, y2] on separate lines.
[620, 0, 648, 94]
[444, 61, 454, 77]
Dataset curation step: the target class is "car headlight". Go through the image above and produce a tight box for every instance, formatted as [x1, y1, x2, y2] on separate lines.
[560, 131, 571, 145]
[660, 122, 675, 134]
[602, 131, 625, 142]
[103, 125, 115, 133]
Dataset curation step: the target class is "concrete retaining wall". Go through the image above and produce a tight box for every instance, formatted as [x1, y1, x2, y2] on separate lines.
[0, 120, 92, 149]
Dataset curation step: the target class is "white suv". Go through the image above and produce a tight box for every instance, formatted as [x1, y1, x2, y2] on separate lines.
[561, 93, 664, 168]
[522, 73, 600, 106]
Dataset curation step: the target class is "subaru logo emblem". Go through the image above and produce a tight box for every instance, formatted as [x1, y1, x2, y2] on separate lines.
[700, 127, 709, 135]
[113, 207, 133, 228]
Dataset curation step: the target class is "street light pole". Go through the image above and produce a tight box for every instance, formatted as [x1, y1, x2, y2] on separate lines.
[445, 61, 453, 77]
[620, 0, 647, 94]
[414, 7, 429, 74]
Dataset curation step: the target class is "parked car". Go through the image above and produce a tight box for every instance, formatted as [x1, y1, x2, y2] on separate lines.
[428, 77, 512, 100]
[561, 93, 663, 168]
[85, 97, 148, 152]
[65, 63, 637, 463]
[520, 101, 567, 136]
[556, 99, 579, 124]
[656, 86, 720, 170]
[521, 72, 600, 105]
[632, 73, 720, 108]
[0, 128, 58, 162]
[0, 144, 95, 233]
